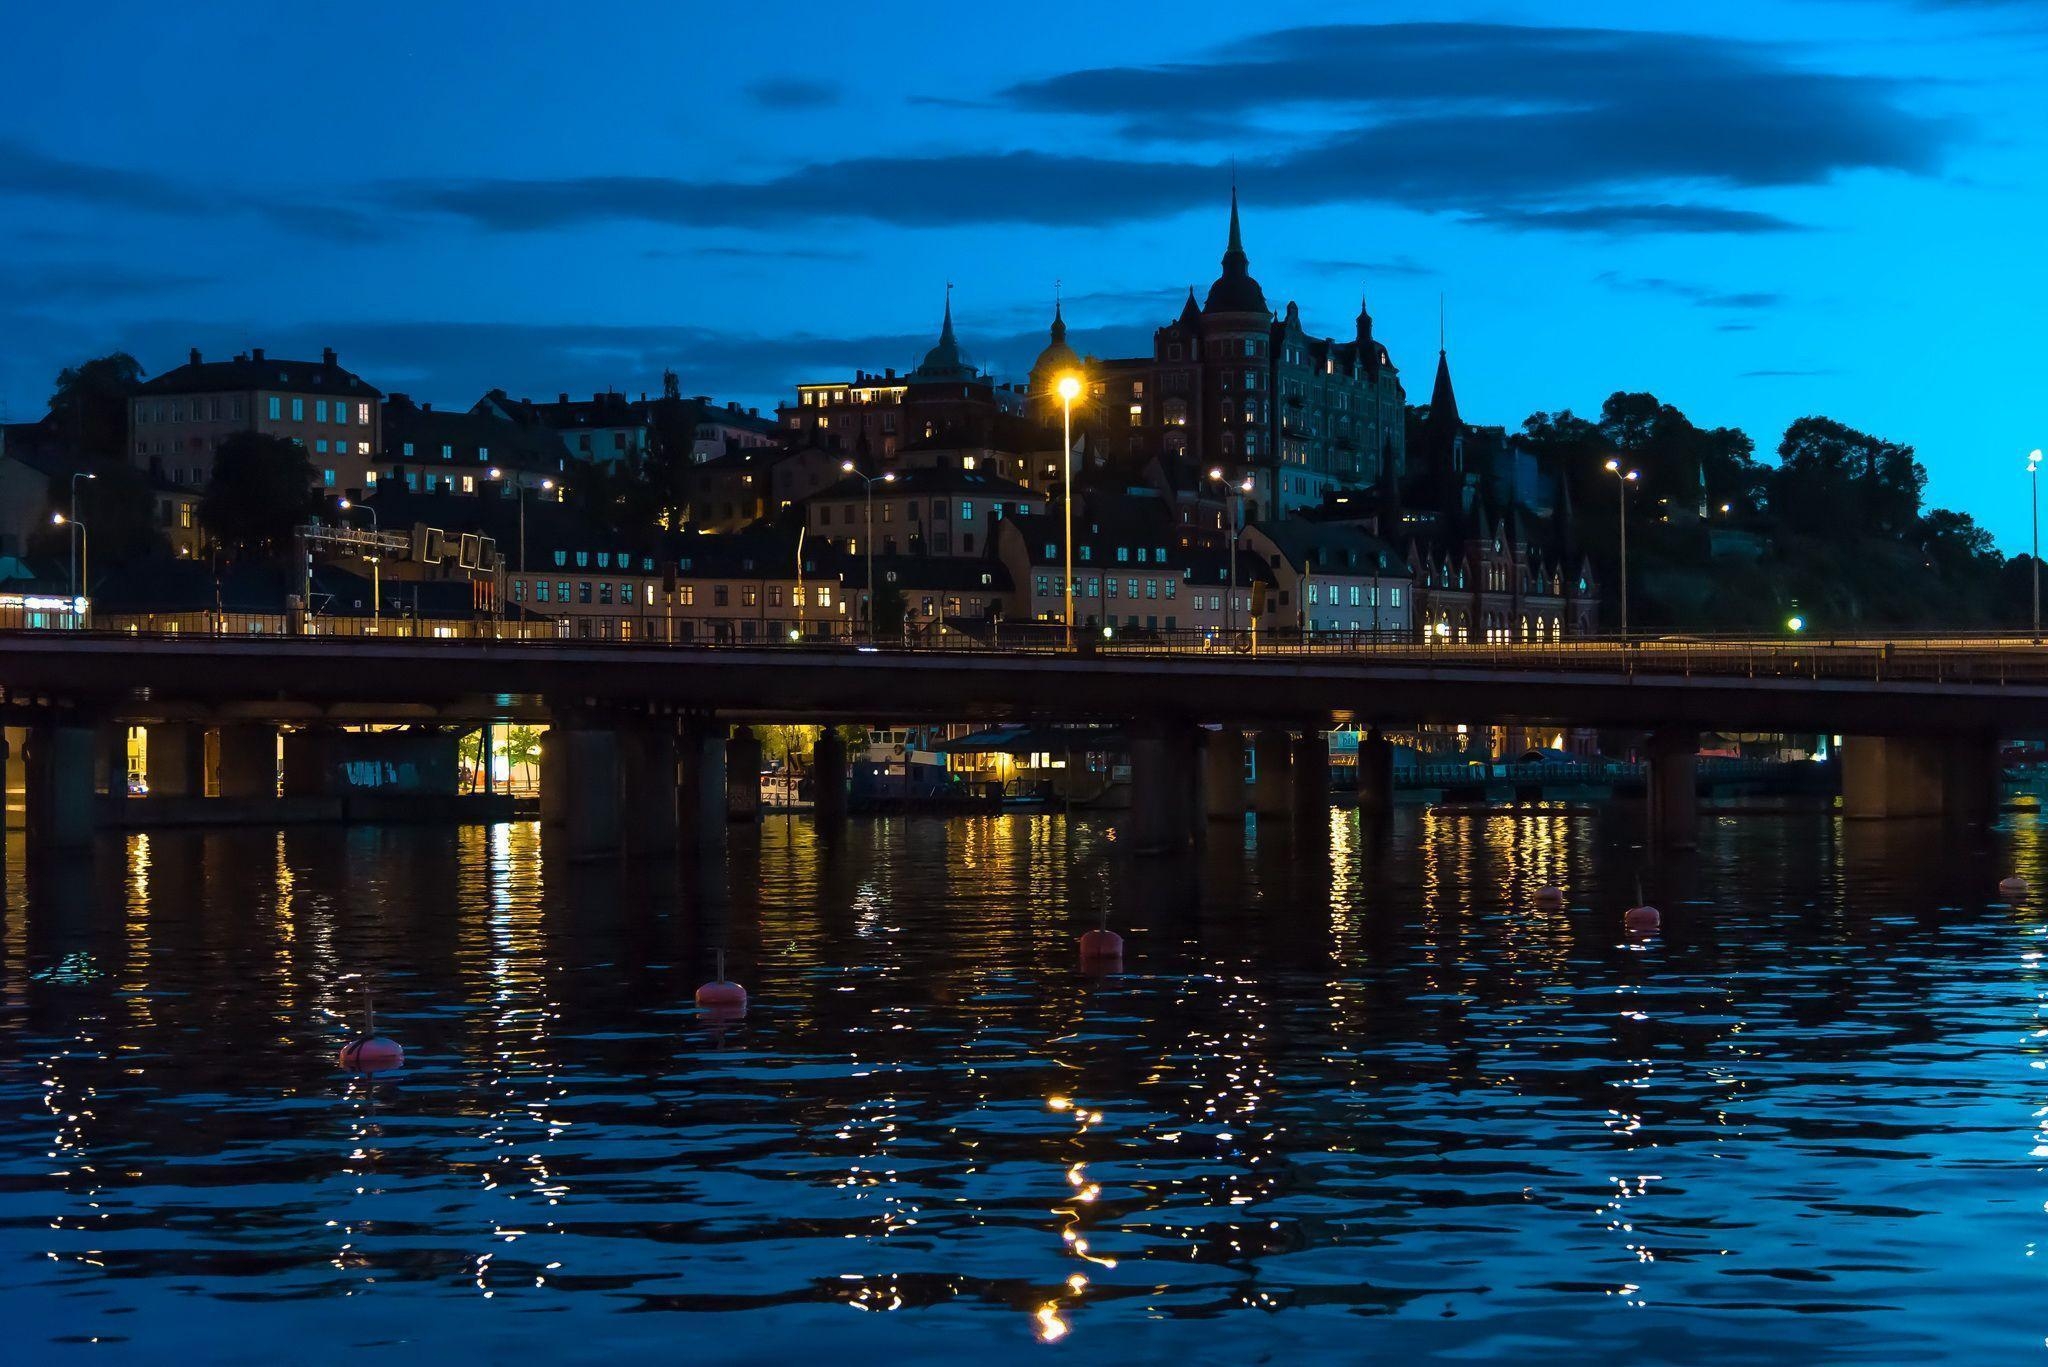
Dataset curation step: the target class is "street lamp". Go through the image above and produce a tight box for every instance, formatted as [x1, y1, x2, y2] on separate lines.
[1056, 373, 1082, 648]
[491, 468, 555, 572]
[841, 461, 896, 635]
[2030, 448, 2042, 642]
[68, 471, 95, 598]
[1604, 458, 1641, 638]
[1207, 466, 1254, 641]
[51, 512, 86, 612]
[337, 498, 381, 623]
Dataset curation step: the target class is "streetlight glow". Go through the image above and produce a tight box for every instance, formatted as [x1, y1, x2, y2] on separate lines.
[1055, 374, 1081, 403]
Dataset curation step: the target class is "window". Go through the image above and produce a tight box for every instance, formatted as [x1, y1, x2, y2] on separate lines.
[1243, 339, 1256, 357]
[579, 582, 592, 604]
[960, 501, 973, 521]
[291, 398, 304, 420]
[316, 439, 328, 453]
[599, 582, 613, 604]
[742, 585, 759, 608]
[358, 441, 370, 456]
[478, 446, 489, 463]
[768, 585, 783, 608]
[322, 469, 336, 487]
[714, 585, 729, 607]
[679, 585, 696, 606]
[441, 444, 453, 460]
[1146, 580, 1158, 600]
[403, 442, 415, 457]
[268, 397, 281, 420]
[818, 587, 833, 608]
[557, 581, 570, 603]
[536, 581, 551, 603]
[1390, 588, 1402, 608]
[357, 402, 370, 424]
[513, 579, 528, 603]
[316, 400, 328, 422]
[461, 476, 474, 494]
[1129, 404, 1144, 426]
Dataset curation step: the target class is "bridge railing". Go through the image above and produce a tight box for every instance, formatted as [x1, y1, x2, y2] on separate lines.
[11, 613, 2048, 686]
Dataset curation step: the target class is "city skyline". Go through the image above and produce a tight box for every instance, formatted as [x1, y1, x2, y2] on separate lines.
[3, 1, 2044, 544]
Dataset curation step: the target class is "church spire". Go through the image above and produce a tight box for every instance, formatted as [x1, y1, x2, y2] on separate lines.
[1202, 186, 1267, 315]
[1050, 281, 1065, 345]
[1429, 347, 1460, 430]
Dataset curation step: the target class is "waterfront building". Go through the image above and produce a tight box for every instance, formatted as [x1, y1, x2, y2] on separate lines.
[130, 347, 384, 498]
[803, 466, 1045, 560]
[478, 389, 779, 467]
[994, 500, 1272, 635]
[381, 394, 569, 495]
[1241, 520, 1414, 638]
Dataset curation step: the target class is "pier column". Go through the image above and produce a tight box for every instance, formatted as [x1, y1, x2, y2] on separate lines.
[725, 727, 763, 821]
[1252, 729, 1293, 818]
[24, 723, 96, 849]
[1841, 734, 1998, 822]
[1129, 718, 1198, 856]
[538, 729, 568, 826]
[95, 724, 130, 797]
[678, 720, 727, 843]
[215, 723, 279, 799]
[563, 724, 622, 859]
[1357, 726, 1395, 817]
[1646, 726, 1699, 849]
[146, 722, 207, 798]
[620, 725, 679, 856]
[1204, 728, 1247, 819]
[1291, 729, 1330, 825]
[812, 729, 849, 826]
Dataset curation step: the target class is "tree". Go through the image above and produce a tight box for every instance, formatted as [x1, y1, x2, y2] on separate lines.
[503, 725, 542, 789]
[1771, 417, 1925, 537]
[200, 431, 316, 559]
[48, 353, 145, 460]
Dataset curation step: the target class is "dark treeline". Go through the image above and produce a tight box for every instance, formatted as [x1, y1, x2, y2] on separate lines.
[1516, 393, 2027, 635]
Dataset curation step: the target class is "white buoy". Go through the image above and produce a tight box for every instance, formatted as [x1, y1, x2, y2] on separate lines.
[1999, 875, 2029, 900]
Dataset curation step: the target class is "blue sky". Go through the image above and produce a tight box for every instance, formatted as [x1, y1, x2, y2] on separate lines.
[3, 1, 2044, 543]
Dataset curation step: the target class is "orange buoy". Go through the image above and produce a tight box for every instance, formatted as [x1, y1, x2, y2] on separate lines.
[1078, 928, 1124, 962]
[1624, 904, 1661, 933]
[696, 950, 748, 1014]
[1534, 885, 1565, 910]
[1999, 875, 2029, 900]
[340, 1036, 405, 1074]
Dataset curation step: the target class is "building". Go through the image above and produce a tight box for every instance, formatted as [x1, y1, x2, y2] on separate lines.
[803, 466, 1045, 560]
[994, 498, 1272, 636]
[1241, 520, 1413, 638]
[1028, 192, 1407, 521]
[480, 389, 780, 467]
[381, 394, 569, 496]
[130, 347, 383, 497]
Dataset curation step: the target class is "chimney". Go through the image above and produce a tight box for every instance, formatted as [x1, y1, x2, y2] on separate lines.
[749, 407, 759, 417]
[322, 347, 337, 366]
[188, 347, 201, 366]
[885, 367, 896, 379]
[558, 393, 569, 404]
[251, 347, 265, 363]
[422, 402, 433, 413]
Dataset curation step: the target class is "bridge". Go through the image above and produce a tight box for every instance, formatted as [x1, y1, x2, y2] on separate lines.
[4, 627, 2044, 858]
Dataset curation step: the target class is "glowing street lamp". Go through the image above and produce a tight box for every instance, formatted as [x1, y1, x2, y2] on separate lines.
[1208, 466, 1254, 640]
[1056, 373, 1082, 648]
[490, 467, 555, 572]
[338, 498, 381, 621]
[842, 461, 897, 634]
[51, 512, 87, 608]
[1605, 458, 1641, 638]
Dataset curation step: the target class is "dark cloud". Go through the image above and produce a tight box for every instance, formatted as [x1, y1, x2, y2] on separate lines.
[683, 243, 861, 262]
[1298, 255, 1439, 279]
[1471, 203, 1805, 234]
[0, 262, 217, 305]
[1597, 272, 1786, 309]
[745, 78, 840, 109]
[0, 137, 396, 242]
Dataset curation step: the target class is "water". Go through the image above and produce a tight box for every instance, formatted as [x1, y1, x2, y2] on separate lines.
[2, 808, 2045, 1363]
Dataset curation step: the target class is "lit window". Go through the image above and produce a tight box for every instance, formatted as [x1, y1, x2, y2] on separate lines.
[268, 397, 281, 420]
[403, 442, 414, 457]
[357, 403, 370, 424]
[316, 400, 328, 422]
[291, 398, 304, 420]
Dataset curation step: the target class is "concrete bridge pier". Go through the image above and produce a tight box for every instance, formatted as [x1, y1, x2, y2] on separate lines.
[812, 729, 849, 827]
[1204, 728, 1246, 820]
[95, 724, 129, 797]
[1129, 718, 1199, 856]
[678, 719, 728, 843]
[1841, 734, 1998, 822]
[145, 723, 208, 798]
[1252, 729, 1293, 819]
[538, 729, 568, 827]
[24, 723, 96, 849]
[620, 724, 679, 856]
[1356, 726, 1394, 818]
[215, 723, 279, 800]
[726, 727, 763, 821]
[1291, 730, 1331, 827]
[561, 724, 622, 859]
[1646, 726, 1699, 850]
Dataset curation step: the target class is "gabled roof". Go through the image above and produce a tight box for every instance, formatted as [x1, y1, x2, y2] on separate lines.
[1247, 519, 1411, 577]
[136, 350, 380, 398]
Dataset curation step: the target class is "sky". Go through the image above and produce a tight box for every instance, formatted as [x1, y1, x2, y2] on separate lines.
[2, 0, 2044, 543]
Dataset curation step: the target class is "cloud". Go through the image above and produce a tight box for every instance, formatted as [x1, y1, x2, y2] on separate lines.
[1467, 203, 1806, 234]
[1597, 272, 1786, 309]
[1740, 367, 1838, 377]
[1298, 255, 1439, 279]
[0, 262, 217, 306]
[0, 137, 396, 242]
[745, 78, 840, 109]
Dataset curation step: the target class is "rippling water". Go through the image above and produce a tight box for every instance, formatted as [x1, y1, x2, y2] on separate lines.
[2, 806, 2045, 1363]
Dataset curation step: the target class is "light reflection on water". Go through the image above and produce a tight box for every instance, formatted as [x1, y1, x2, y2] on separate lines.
[0, 807, 2044, 1363]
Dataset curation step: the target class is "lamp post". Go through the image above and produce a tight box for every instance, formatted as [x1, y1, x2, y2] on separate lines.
[1207, 468, 1255, 642]
[1056, 374, 1082, 648]
[1604, 458, 1640, 638]
[51, 513, 86, 615]
[492, 468, 555, 573]
[337, 498, 381, 623]
[2031, 448, 2042, 642]
[67, 471, 95, 599]
[841, 461, 896, 636]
